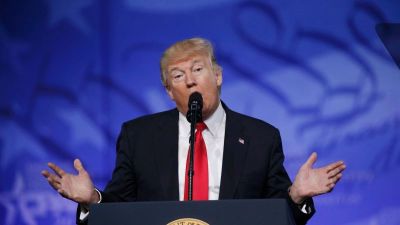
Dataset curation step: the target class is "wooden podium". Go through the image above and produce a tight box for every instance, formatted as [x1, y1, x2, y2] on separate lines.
[88, 199, 296, 225]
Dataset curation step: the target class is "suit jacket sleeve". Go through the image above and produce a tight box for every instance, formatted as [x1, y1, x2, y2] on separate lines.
[76, 122, 137, 225]
[100, 122, 137, 202]
[265, 129, 315, 225]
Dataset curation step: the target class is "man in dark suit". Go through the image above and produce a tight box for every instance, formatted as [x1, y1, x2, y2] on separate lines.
[42, 38, 345, 225]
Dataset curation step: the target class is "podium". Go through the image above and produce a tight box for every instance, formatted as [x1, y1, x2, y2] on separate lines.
[88, 199, 296, 225]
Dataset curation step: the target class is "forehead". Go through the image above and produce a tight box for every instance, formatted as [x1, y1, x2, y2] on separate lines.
[167, 55, 210, 71]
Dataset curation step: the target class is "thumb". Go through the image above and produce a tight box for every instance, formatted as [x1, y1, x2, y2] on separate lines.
[74, 159, 85, 174]
[303, 152, 317, 168]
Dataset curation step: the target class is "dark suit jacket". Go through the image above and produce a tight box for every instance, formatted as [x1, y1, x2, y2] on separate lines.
[77, 103, 315, 224]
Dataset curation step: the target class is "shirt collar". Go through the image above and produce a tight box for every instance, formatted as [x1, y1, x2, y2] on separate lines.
[179, 101, 225, 137]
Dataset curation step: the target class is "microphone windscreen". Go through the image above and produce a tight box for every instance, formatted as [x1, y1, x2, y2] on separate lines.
[188, 92, 203, 108]
[186, 92, 203, 123]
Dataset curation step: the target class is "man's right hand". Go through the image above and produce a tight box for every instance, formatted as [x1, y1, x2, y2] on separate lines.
[41, 159, 99, 205]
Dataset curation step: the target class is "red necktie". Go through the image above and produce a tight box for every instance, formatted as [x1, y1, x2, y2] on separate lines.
[184, 122, 208, 200]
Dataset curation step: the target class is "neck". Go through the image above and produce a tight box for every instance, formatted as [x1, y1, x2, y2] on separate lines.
[202, 100, 220, 121]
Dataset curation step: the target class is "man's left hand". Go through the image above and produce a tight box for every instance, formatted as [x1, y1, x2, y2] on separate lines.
[289, 152, 346, 204]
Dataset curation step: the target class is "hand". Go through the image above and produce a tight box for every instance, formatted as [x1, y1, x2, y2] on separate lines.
[41, 159, 99, 205]
[289, 152, 346, 204]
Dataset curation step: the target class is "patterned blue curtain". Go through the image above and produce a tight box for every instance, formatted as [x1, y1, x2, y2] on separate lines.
[1, 0, 399, 224]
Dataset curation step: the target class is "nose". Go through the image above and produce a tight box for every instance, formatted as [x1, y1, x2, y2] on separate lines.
[185, 71, 196, 87]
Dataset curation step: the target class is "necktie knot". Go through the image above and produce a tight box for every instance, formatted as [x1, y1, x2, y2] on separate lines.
[196, 122, 207, 133]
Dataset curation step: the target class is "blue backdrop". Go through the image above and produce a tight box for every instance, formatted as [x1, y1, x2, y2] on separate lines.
[1, 0, 400, 224]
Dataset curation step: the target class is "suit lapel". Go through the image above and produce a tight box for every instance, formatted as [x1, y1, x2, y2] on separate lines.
[219, 105, 249, 199]
[153, 109, 180, 200]
[152, 105, 249, 200]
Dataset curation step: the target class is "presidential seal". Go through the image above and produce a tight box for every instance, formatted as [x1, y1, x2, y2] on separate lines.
[167, 218, 209, 225]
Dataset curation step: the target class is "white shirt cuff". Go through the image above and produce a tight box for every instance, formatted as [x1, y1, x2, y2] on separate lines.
[79, 188, 102, 221]
[299, 201, 312, 214]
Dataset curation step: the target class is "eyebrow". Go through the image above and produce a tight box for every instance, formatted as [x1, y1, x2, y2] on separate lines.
[168, 60, 205, 74]
[192, 60, 203, 65]
[168, 67, 184, 77]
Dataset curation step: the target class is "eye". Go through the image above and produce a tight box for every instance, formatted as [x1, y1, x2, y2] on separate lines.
[174, 74, 182, 79]
[172, 72, 184, 82]
[193, 66, 203, 73]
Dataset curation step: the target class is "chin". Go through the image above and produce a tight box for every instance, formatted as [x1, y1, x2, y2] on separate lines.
[202, 109, 211, 120]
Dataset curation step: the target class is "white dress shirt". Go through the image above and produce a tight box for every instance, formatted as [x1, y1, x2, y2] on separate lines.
[178, 101, 226, 201]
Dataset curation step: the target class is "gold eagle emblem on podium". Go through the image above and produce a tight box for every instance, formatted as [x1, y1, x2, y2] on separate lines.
[167, 218, 209, 225]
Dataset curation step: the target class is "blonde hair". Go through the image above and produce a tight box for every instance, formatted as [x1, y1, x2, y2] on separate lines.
[160, 37, 222, 87]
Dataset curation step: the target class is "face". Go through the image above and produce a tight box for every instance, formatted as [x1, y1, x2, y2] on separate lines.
[165, 55, 222, 120]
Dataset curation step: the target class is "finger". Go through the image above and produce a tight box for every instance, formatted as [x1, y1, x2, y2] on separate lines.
[304, 152, 317, 168]
[335, 174, 342, 183]
[74, 159, 86, 174]
[51, 182, 61, 191]
[325, 161, 345, 173]
[326, 183, 335, 192]
[42, 170, 62, 181]
[327, 165, 346, 178]
[57, 188, 68, 198]
[46, 177, 61, 191]
[48, 162, 66, 177]
[42, 169, 62, 183]
[42, 170, 62, 190]
[41, 170, 51, 178]
[328, 173, 342, 185]
[47, 173, 62, 184]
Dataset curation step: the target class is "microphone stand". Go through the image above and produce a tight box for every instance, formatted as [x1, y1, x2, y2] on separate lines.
[188, 102, 199, 201]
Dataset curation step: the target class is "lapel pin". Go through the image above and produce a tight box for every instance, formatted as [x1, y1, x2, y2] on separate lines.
[238, 138, 245, 144]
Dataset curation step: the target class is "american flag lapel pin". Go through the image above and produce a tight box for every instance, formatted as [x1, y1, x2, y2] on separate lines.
[238, 138, 245, 144]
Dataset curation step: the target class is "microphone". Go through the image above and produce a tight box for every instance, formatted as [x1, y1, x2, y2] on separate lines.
[186, 91, 203, 201]
[186, 92, 203, 123]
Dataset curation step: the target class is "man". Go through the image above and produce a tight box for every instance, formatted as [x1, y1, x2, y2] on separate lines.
[42, 38, 345, 225]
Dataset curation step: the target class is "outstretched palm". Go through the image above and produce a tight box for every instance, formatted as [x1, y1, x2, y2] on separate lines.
[42, 159, 98, 204]
[290, 152, 346, 203]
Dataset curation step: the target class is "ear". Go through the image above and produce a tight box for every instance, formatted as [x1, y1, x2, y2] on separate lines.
[165, 85, 175, 101]
[216, 68, 223, 87]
